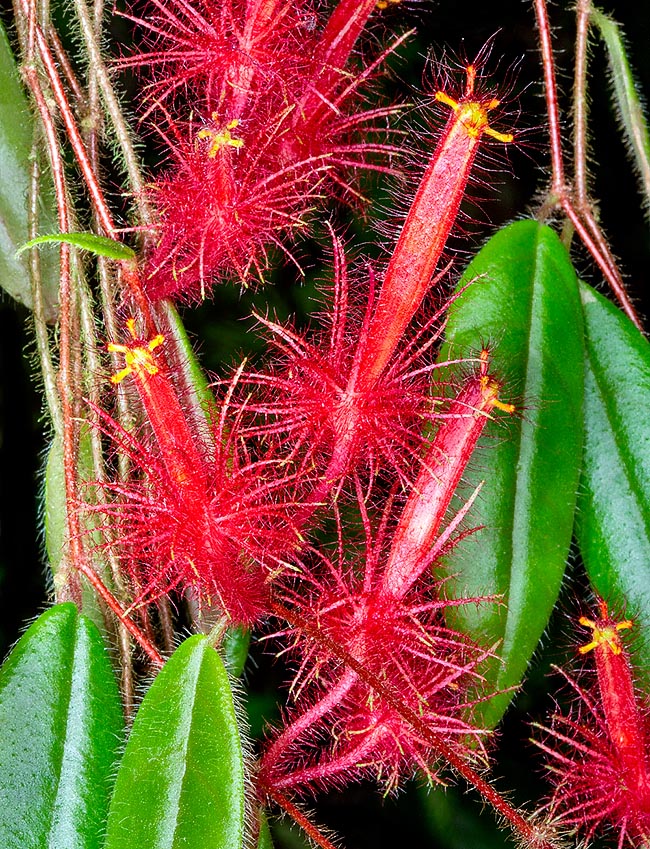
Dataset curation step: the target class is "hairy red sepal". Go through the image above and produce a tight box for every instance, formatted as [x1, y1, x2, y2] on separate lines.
[535, 602, 650, 847]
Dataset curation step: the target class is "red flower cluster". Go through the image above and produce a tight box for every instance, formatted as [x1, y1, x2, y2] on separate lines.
[119, 0, 405, 298]
[260, 363, 511, 794]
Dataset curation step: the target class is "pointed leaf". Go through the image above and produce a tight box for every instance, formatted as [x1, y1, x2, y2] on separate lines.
[591, 7, 650, 215]
[0, 22, 58, 319]
[0, 603, 124, 849]
[17, 232, 135, 261]
[438, 220, 584, 727]
[105, 635, 246, 849]
[575, 282, 650, 685]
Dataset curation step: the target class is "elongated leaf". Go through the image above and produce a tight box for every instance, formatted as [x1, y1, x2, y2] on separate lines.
[591, 7, 650, 215]
[160, 300, 218, 427]
[437, 220, 584, 728]
[0, 23, 58, 319]
[18, 232, 135, 260]
[0, 603, 123, 849]
[44, 430, 110, 634]
[105, 635, 246, 849]
[575, 282, 650, 684]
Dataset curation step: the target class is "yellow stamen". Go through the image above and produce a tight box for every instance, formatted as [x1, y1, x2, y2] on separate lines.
[578, 615, 633, 655]
[435, 66, 514, 143]
[197, 115, 244, 157]
[108, 321, 165, 384]
[376, 0, 401, 9]
[478, 351, 515, 414]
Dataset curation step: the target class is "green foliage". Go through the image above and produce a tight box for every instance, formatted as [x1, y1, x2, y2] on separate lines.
[591, 6, 650, 216]
[104, 636, 246, 849]
[0, 604, 123, 849]
[438, 220, 585, 727]
[0, 21, 58, 319]
[17, 232, 136, 260]
[575, 281, 650, 684]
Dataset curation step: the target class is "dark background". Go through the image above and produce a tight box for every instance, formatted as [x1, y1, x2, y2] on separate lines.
[1, 1, 649, 846]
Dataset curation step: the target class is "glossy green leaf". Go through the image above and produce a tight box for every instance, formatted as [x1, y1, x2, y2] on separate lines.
[591, 7, 650, 215]
[105, 635, 246, 849]
[575, 282, 650, 684]
[0, 22, 58, 319]
[0, 603, 123, 849]
[17, 232, 135, 260]
[437, 220, 584, 728]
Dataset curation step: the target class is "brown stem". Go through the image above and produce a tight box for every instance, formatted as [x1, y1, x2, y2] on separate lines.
[533, 0, 644, 331]
[533, 0, 565, 195]
[263, 786, 340, 849]
[271, 601, 555, 849]
[17, 0, 115, 234]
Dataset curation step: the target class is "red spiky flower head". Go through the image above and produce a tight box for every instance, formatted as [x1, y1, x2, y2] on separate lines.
[534, 602, 650, 847]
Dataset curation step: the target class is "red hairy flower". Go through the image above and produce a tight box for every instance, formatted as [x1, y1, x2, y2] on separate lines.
[534, 602, 650, 847]
[119, 0, 404, 298]
[260, 359, 512, 794]
[90, 318, 300, 624]
[235, 231, 453, 506]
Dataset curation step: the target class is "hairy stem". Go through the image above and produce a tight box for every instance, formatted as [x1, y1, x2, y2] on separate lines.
[272, 601, 555, 849]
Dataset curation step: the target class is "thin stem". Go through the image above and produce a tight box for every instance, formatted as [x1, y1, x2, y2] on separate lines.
[28, 147, 62, 435]
[573, 0, 591, 209]
[533, 0, 565, 195]
[263, 787, 340, 849]
[534, 0, 644, 331]
[272, 601, 555, 849]
[73, 0, 155, 228]
[16, 0, 116, 234]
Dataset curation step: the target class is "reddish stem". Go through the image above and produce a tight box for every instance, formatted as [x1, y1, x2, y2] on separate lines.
[263, 786, 340, 849]
[271, 600, 554, 849]
[533, 0, 644, 331]
[17, 0, 115, 234]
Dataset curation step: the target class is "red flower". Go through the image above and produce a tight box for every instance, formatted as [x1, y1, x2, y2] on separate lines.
[90, 319, 301, 624]
[534, 602, 650, 847]
[118, 0, 404, 298]
[260, 359, 512, 794]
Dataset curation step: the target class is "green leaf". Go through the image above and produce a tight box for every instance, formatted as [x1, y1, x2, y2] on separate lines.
[591, 7, 650, 216]
[575, 282, 650, 684]
[0, 603, 123, 849]
[161, 301, 218, 426]
[105, 635, 246, 849]
[222, 626, 251, 677]
[256, 811, 274, 849]
[44, 429, 109, 635]
[0, 22, 58, 320]
[437, 220, 584, 728]
[17, 232, 135, 260]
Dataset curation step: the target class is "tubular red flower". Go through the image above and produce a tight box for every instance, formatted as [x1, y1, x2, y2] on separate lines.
[355, 63, 514, 391]
[534, 602, 650, 847]
[93, 319, 300, 624]
[260, 356, 512, 795]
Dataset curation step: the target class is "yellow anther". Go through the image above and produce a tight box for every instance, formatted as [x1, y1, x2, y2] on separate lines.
[478, 352, 515, 414]
[578, 616, 633, 655]
[108, 322, 165, 384]
[435, 66, 514, 144]
[376, 0, 401, 9]
[197, 115, 244, 157]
